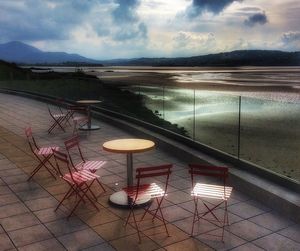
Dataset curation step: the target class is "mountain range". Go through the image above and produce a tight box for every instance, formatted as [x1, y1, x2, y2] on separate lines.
[0, 41, 300, 66]
[0, 41, 102, 65]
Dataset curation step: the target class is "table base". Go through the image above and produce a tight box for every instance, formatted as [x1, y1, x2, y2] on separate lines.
[109, 190, 152, 208]
[79, 125, 100, 131]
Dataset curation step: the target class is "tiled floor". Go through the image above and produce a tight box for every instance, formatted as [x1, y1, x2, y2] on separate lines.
[0, 93, 299, 251]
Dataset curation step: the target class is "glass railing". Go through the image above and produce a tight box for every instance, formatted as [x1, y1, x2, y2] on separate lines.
[123, 84, 300, 183]
[0, 76, 299, 184]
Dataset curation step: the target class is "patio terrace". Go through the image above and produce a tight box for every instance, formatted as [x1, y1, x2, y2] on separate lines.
[0, 92, 299, 251]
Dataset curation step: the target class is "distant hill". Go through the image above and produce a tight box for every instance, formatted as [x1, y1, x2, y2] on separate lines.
[1, 41, 299, 66]
[102, 50, 300, 67]
[0, 41, 103, 65]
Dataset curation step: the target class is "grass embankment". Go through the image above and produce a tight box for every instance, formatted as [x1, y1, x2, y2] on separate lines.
[0, 60, 187, 136]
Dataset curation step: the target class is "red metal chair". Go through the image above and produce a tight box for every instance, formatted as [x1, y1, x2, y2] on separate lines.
[25, 127, 59, 181]
[189, 164, 233, 241]
[47, 104, 68, 133]
[64, 136, 106, 191]
[52, 149, 101, 218]
[123, 164, 172, 243]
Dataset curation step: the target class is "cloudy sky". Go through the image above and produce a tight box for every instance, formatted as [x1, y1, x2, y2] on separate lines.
[1, 0, 300, 59]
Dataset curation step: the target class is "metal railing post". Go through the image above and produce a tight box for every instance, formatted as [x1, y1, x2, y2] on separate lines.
[193, 89, 196, 140]
[237, 96, 242, 159]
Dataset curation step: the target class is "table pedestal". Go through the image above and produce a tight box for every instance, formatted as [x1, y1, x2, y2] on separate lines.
[79, 125, 100, 130]
[109, 153, 152, 208]
[78, 105, 100, 130]
[109, 190, 151, 208]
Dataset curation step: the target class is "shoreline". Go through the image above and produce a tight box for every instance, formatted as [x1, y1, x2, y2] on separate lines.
[85, 68, 300, 104]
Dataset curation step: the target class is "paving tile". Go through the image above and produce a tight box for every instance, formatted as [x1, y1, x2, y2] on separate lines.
[0, 185, 11, 195]
[1, 168, 25, 177]
[24, 196, 58, 211]
[9, 181, 42, 193]
[33, 207, 68, 223]
[253, 233, 300, 251]
[168, 178, 191, 190]
[0, 232, 16, 250]
[0, 212, 40, 232]
[278, 224, 300, 243]
[93, 219, 137, 241]
[0, 202, 29, 219]
[81, 242, 116, 251]
[0, 194, 20, 206]
[230, 242, 265, 251]
[45, 217, 88, 237]
[228, 201, 266, 219]
[109, 232, 160, 251]
[78, 208, 119, 227]
[58, 228, 105, 251]
[249, 211, 294, 231]
[227, 220, 271, 241]
[1, 174, 29, 185]
[17, 238, 66, 251]
[164, 238, 213, 251]
[165, 190, 191, 204]
[8, 224, 52, 247]
[17, 188, 49, 201]
[173, 217, 218, 236]
[143, 224, 189, 247]
[161, 205, 192, 223]
[196, 228, 247, 251]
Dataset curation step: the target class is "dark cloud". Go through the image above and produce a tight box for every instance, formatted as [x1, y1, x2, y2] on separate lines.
[187, 0, 240, 18]
[281, 31, 300, 43]
[244, 12, 268, 27]
[112, 0, 139, 23]
[0, 0, 98, 41]
[111, 0, 148, 41]
[114, 23, 147, 40]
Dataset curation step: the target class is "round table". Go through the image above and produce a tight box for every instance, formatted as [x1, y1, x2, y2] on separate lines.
[76, 100, 101, 130]
[103, 138, 155, 207]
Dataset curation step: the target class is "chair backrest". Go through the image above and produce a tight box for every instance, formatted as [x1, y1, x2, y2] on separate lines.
[55, 98, 66, 113]
[189, 164, 229, 186]
[25, 127, 39, 153]
[52, 148, 73, 178]
[64, 135, 85, 168]
[135, 164, 173, 194]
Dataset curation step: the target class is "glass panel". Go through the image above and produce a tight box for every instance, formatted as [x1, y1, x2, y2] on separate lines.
[135, 84, 164, 124]
[163, 86, 194, 137]
[240, 97, 300, 182]
[195, 91, 239, 156]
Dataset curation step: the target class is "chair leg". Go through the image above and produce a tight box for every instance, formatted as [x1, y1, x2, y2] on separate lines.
[131, 208, 142, 243]
[67, 183, 98, 219]
[156, 198, 169, 237]
[28, 155, 56, 181]
[191, 197, 199, 236]
[55, 185, 74, 211]
[96, 178, 106, 192]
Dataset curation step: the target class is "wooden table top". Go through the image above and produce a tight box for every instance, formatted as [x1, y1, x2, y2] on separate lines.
[77, 100, 102, 105]
[103, 139, 155, 154]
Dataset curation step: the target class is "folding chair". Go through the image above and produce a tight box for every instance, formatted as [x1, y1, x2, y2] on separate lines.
[52, 149, 101, 218]
[64, 136, 106, 191]
[189, 164, 233, 241]
[25, 127, 59, 181]
[47, 104, 68, 133]
[123, 164, 172, 243]
[66, 105, 88, 134]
